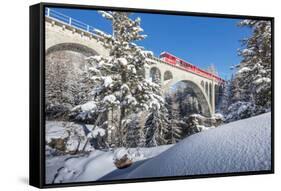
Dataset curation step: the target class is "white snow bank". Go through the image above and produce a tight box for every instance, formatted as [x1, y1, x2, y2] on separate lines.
[46, 121, 94, 153]
[47, 145, 172, 183]
[124, 112, 272, 179]
[53, 151, 115, 183]
[45, 121, 69, 143]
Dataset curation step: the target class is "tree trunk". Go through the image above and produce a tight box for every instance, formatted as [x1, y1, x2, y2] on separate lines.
[81, 113, 103, 152]
[74, 138, 81, 154]
[118, 70, 127, 147]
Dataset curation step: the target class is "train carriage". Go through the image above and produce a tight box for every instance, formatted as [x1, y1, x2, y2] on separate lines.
[160, 52, 224, 83]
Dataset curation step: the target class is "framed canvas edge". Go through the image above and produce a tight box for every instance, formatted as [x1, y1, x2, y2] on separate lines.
[29, 3, 44, 188]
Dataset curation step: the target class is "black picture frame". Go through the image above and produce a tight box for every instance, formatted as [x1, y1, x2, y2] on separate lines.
[30, 2, 274, 189]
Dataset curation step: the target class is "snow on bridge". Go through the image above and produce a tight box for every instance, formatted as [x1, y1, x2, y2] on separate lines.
[45, 8, 224, 116]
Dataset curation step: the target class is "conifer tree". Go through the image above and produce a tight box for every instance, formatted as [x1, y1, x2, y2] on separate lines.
[236, 20, 272, 110]
[143, 104, 169, 147]
[75, 11, 166, 148]
[165, 95, 182, 144]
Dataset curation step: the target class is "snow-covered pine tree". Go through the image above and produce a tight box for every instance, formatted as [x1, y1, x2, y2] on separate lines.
[223, 75, 255, 122]
[143, 103, 170, 147]
[138, 124, 146, 147]
[235, 20, 272, 113]
[124, 114, 142, 148]
[220, 75, 240, 114]
[224, 20, 271, 121]
[68, 67, 103, 124]
[175, 87, 199, 117]
[45, 52, 74, 119]
[175, 89, 186, 117]
[72, 68, 95, 106]
[46, 51, 93, 121]
[165, 94, 182, 144]
[185, 115, 201, 136]
[229, 75, 241, 103]
[219, 80, 231, 114]
[76, 11, 166, 148]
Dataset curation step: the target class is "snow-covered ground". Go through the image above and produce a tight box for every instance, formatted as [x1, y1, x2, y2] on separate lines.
[46, 145, 172, 183]
[46, 121, 94, 152]
[123, 112, 271, 179]
[46, 112, 271, 183]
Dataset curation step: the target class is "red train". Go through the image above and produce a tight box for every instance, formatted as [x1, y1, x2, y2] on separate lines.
[159, 52, 224, 83]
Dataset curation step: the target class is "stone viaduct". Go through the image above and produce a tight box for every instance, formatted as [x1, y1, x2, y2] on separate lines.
[45, 8, 224, 117]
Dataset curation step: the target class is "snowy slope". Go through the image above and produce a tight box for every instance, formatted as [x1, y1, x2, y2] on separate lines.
[52, 151, 116, 183]
[123, 112, 272, 179]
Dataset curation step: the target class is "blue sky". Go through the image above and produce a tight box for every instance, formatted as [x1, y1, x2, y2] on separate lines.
[48, 7, 252, 80]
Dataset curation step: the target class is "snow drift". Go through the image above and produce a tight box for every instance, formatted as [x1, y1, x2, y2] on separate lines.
[48, 145, 172, 183]
[122, 112, 271, 179]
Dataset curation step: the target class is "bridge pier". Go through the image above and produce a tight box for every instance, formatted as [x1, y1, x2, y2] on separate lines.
[211, 81, 215, 114]
[145, 58, 224, 117]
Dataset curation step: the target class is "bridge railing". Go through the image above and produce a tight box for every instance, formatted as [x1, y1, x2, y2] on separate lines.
[45, 8, 97, 34]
